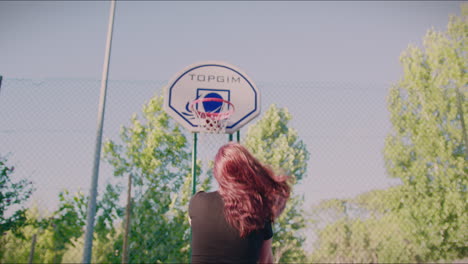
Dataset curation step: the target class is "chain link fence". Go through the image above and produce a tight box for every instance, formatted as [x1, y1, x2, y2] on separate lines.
[2, 77, 455, 263]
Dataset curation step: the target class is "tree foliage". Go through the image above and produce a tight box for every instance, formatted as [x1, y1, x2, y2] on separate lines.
[310, 6, 467, 263]
[309, 190, 420, 263]
[103, 94, 197, 263]
[384, 6, 467, 261]
[0, 155, 34, 239]
[38, 190, 88, 263]
[0, 155, 35, 261]
[244, 104, 310, 263]
[0, 184, 123, 263]
[0, 190, 87, 263]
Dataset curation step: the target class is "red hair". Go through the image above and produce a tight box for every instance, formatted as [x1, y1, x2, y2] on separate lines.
[213, 142, 290, 238]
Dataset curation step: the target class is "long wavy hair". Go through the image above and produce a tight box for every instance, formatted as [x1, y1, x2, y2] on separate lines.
[213, 142, 291, 238]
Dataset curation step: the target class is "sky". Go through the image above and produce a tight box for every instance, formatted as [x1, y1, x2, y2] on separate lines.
[0, 1, 464, 215]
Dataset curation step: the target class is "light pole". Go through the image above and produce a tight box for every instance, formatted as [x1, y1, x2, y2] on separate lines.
[82, 1, 116, 263]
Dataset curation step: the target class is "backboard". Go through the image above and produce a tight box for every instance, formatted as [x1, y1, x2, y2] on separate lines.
[164, 61, 260, 134]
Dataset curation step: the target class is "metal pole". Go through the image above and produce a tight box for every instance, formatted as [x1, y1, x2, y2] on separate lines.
[53, 224, 59, 264]
[228, 133, 233, 142]
[236, 130, 240, 142]
[122, 173, 132, 264]
[192, 133, 198, 195]
[455, 87, 468, 160]
[28, 234, 37, 264]
[189, 133, 198, 260]
[82, 1, 116, 263]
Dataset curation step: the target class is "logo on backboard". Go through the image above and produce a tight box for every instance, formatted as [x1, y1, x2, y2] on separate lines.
[181, 89, 231, 119]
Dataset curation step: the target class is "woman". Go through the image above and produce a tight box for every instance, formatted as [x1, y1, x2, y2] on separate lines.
[189, 142, 290, 263]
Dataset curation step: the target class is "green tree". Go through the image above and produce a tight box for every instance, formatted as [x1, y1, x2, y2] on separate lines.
[91, 183, 125, 263]
[309, 5, 468, 264]
[103, 94, 199, 263]
[38, 190, 88, 263]
[0, 155, 34, 238]
[1, 185, 123, 263]
[0, 205, 44, 263]
[244, 104, 310, 263]
[309, 190, 421, 263]
[384, 5, 467, 261]
[0, 155, 35, 262]
[1, 190, 87, 263]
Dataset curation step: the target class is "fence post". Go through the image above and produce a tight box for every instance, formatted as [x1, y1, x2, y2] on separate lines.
[122, 173, 132, 264]
[53, 224, 59, 264]
[455, 87, 467, 160]
[28, 234, 37, 264]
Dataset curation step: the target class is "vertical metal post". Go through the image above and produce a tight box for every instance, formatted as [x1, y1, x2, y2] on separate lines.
[122, 174, 132, 264]
[192, 133, 198, 195]
[228, 133, 233, 141]
[28, 234, 37, 264]
[82, 1, 116, 263]
[189, 133, 198, 261]
[236, 130, 240, 142]
[455, 87, 467, 160]
[53, 224, 59, 264]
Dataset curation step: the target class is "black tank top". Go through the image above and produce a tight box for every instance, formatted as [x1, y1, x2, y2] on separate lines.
[189, 191, 273, 264]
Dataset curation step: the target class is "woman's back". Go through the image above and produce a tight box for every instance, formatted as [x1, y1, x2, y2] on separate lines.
[189, 191, 272, 264]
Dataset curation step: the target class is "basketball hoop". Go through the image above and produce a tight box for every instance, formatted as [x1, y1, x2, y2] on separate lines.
[189, 98, 235, 134]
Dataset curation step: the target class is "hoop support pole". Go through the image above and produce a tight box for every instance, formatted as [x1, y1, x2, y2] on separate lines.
[191, 133, 198, 195]
[189, 132, 198, 260]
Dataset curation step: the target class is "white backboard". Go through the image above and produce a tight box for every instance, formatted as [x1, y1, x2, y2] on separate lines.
[164, 61, 260, 133]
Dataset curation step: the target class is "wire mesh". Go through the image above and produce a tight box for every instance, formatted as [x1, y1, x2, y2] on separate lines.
[1, 78, 464, 263]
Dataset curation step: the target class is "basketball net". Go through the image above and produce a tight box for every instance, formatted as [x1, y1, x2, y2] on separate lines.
[189, 98, 235, 144]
